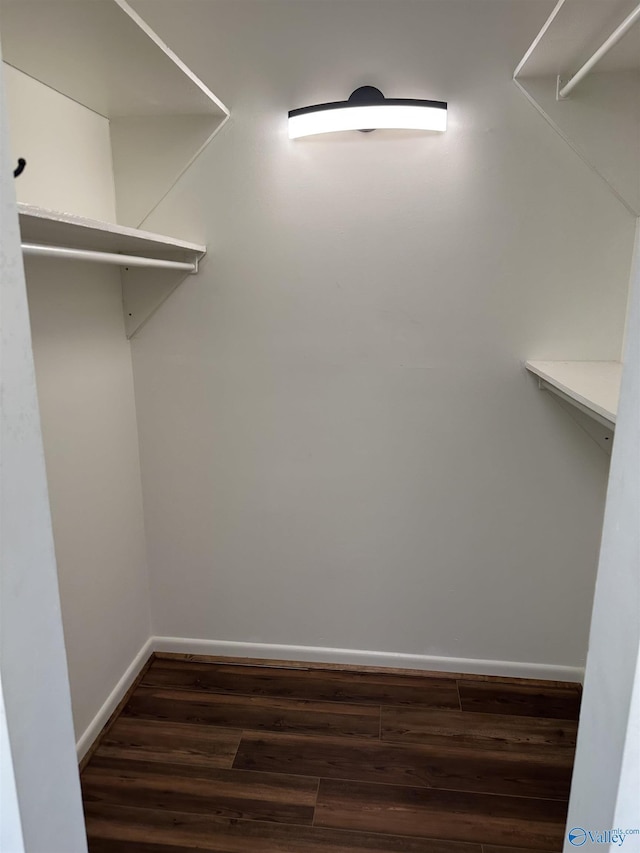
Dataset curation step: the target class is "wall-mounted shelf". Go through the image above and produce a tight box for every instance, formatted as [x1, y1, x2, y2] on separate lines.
[1, 0, 225, 336]
[515, 0, 640, 80]
[18, 204, 206, 339]
[513, 0, 640, 215]
[526, 360, 622, 429]
[18, 204, 206, 262]
[0, 0, 230, 226]
[0, 0, 225, 119]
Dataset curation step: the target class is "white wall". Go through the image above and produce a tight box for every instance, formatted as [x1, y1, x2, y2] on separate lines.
[129, 0, 636, 673]
[1, 62, 152, 744]
[519, 70, 640, 216]
[0, 63, 87, 851]
[26, 258, 152, 742]
[565, 226, 640, 841]
[3, 65, 117, 221]
[612, 650, 640, 831]
[0, 676, 25, 853]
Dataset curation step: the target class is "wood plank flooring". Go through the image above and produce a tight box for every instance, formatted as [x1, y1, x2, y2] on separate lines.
[82, 655, 581, 852]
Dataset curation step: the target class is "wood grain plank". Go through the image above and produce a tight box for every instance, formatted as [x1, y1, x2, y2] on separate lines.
[94, 717, 241, 769]
[233, 731, 573, 800]
[85, 802, 483, 852]
[89, 841, 195, 853]
[154, 653, 581, 689]
[482, 847, 561, 853]
[315, 779, 568, 848]
[143, 659, 460, 709]
[123, 685, 381, 739]
[381, 707, 577, 752]
[82, 755, 317, 825]
[82, 660, 580, 852]
[458, 682, 581, 721]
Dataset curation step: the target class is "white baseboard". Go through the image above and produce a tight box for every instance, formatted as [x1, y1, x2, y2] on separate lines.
[152, 636, 584, 683]
[76, 637, 154, 760]
[76, 634, 583, 757]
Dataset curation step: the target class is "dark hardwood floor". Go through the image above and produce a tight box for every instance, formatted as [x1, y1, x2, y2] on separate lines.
[82, 655, 581, 852]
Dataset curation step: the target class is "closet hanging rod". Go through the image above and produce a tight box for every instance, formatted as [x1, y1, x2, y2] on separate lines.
[21, 243, 198, 272]
[558, 2, 640, 98]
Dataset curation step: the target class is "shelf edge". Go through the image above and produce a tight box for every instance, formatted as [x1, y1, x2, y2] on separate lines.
[18, 203, 206, 255]
[525, 360, 621, 427]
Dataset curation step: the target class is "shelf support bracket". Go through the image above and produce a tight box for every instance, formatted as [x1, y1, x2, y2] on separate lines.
[121, 252, 205, 338]
[553, 397, 614, 455]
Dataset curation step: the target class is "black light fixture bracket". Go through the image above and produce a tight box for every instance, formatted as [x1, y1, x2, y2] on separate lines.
[348, 86, 384, 132]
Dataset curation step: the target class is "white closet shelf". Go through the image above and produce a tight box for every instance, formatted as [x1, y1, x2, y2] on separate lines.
[18, 204, 205, 261]
[0, 0, 228, 120]
[526, 360, 622, 428]
[514, 0, 640, 81]
[18, 204, 207, 339]
[1, 0, 230, 227]
[512, 0, 640, 215]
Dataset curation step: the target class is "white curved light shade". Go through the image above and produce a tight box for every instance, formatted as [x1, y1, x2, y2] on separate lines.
[289, 104, 447, 139]
[288, 87, 447, 139]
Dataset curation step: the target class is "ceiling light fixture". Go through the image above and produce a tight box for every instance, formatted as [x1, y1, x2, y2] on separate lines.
[288, 86, 447, 139]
